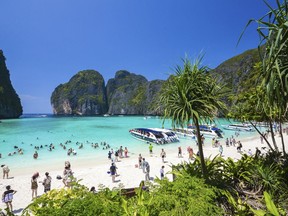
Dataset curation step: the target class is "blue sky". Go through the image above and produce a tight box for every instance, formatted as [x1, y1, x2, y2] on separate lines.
[0, 0, 276, 113]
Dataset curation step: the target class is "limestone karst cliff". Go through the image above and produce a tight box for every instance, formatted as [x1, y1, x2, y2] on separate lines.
[51, 70, 108, 115]
[50, 47, 262, 116]
[0, 50, 22, 119]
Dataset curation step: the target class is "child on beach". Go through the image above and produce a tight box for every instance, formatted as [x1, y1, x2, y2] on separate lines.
[2, 185, 17, 212]
[31, 172, 39, 199]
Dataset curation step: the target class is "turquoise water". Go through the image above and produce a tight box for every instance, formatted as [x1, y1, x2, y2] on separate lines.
[0, 115, 260, 170]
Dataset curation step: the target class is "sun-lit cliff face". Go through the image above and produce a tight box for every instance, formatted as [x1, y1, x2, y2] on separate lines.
[0, 50, 22, 119]
[51, 70, 108, 115]
[50, 47, 262, 116]
[51, 69, 164, 116]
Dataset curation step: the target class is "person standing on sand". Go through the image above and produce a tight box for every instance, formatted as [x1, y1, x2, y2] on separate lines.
[219, 145, 223, 157]
[138, 154, 142, 168]
[160, 149, 166, 163]
[160, 166, 165, 180]
[145, 161, 150, 181]
[178, 146, 182, 158]
[119, 146, 123, 158]
[31, 172, 39, 199]
[110, 163, 117, 183]
[124, 147, 128, 158]
[187, 147, 193, 160]
[149, 143, 153, 154]
[142, 158, 147, 173]
[1, 164, 10, 179]
[63, 161, 73, 188]
[2, 185, 17, 213]
[42, 172, 52, 193]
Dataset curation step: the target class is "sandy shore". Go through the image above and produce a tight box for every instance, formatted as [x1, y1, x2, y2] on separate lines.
[1, 131, 287, 215]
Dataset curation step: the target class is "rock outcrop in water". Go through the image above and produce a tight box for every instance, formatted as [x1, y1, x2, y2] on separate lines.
[0, 50, 22, 119]
[51, 70, 108, 115]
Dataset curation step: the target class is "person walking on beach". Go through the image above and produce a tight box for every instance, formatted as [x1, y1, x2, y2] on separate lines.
[160, 166, 165, 180]
[138, 154, 143, 169]
[219, 145, 223, 157]
[225, 138, 229, 147]
[31, 172, 39, 199]
[149, 143, 153, 154]
[63, 161, 73, 188]
[42, 172, 52, 193]
[145, 161, 150, 181]
[142, 158, 147, 173]
[187, 146, 193, 160]
[1, 164, 10, 179]
[2, 185, 17, 213]
[110, 163, 117, 183]
[160, 149, 166, 163]
[115, 150, 119, 162]
[119, 146, 123, 158]
[178, 146, 182, 158]
[124, 147, 128, 158]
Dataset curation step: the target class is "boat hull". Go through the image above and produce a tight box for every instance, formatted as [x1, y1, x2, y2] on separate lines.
[129, 128, 179, 144]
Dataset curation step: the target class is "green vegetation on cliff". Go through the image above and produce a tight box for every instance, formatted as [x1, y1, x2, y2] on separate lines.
[51, 70, 108, 115]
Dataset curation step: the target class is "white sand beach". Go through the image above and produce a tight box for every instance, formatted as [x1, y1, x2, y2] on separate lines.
[1, 131, 287, 215]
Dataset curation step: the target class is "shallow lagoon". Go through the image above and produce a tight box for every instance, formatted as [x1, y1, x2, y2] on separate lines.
[0, 115, 260, 171]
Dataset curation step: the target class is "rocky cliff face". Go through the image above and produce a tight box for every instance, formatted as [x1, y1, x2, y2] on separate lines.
[0, 50, 22, 119]
[51, 70, 108, 115]
[212, 48, 261, 93]
[106, 70, 164, 115]
[106, 70, 148, 115]
[51, 69, 165, 116]
[51, 47, 261, 116]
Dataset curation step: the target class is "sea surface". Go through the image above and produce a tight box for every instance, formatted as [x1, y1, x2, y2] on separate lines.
[0, 115, 262, 171]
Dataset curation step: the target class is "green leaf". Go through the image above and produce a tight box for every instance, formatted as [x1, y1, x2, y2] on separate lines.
[264, 191, 280, 216]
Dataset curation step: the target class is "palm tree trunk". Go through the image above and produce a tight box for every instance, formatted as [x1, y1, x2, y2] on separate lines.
[194, 118, 207, 179]
[249, 121, 275, 152]
[279, 122, 286, 156]
[269, 121, 279, 152]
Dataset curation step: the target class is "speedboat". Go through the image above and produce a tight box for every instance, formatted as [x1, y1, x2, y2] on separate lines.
[187, 125, 224, 138]
[129, 128, 179, 144]
[172, 128, 196, 139]
[222, 124, 254, 132]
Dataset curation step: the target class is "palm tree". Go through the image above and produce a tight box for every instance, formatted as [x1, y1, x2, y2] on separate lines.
[242, 0, 288, 155]
[158, 56, 227, 178]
